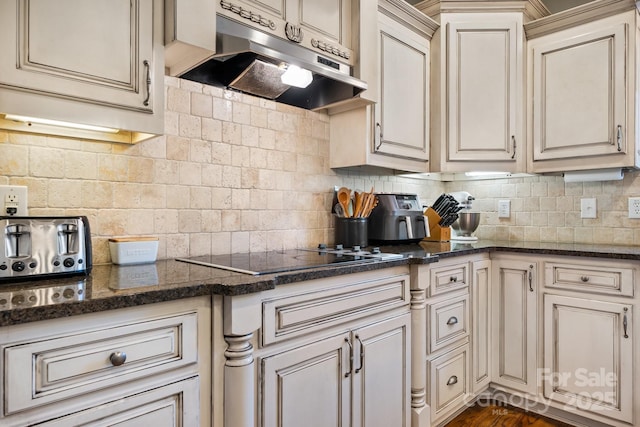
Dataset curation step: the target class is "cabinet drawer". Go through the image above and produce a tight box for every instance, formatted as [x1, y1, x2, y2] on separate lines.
[428, 294, 469, 354]
[429, 261, 469, 297]
[428, 344, 470, 423]
[544, 261, 634, 297]
[4, 312, 198, 414]
[39, 377, 200, 427]
[262, 273, 410, 345]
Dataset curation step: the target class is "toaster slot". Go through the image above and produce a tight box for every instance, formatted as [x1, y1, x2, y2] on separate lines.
[5, 223, 31, 258]
[58, 223, 79, 255]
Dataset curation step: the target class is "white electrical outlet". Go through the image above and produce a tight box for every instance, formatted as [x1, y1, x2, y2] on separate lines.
[0, 185, 28, 216]
[498, 200, 510, 218]
[629, 197, 640, 218]
[580, 198, 597, 219]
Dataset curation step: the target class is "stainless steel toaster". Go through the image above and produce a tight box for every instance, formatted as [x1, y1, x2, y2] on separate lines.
[0, 216, 92, 282]
[367, 194, 429, 243]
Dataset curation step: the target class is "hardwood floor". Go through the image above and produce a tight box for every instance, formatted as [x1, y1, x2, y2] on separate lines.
[446, 402, 574, 426]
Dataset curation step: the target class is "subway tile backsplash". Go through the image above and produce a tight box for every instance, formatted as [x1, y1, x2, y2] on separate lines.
[2, 76, 640, 263]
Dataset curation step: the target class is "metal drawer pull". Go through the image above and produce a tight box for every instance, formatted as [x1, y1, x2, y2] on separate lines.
[375, 122, 383, 151]
[617, 125, 622, 152]
[110, 351, 127, 366]
[450, 276, 458, 283]
[345, 338, 353, 377]
[528, 265, 534, 292]
[446, 316, 458, 326]
[511, 135, 516, 159]
[581, 276, 590, 282]
[623, 308, 629, 339]
[355, 335, 364, 374]
[446, 375, 458, 386]
[143, 60, 151, 106]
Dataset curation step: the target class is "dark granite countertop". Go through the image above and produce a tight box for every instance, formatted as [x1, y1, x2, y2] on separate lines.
[2, 240, 639, 327]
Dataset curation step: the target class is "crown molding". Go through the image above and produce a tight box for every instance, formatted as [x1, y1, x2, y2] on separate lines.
[380, 0, 440, 39]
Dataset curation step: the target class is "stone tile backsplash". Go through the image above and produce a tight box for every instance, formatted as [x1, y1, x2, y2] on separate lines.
[2, 76, 640, 263]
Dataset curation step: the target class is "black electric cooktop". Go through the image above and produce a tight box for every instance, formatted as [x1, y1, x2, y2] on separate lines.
[176, 247, 402, 276]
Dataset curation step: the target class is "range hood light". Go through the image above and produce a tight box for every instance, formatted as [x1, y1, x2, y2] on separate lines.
[280, 65, 313, 88]
[4, 114, 119, 133]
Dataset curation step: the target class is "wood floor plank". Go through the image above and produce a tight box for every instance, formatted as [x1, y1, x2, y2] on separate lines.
[446, 403, 574, 427]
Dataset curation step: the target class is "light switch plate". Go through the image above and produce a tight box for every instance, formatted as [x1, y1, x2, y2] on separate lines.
[580, 198, 596, 219]
[498, 200, 510, 218]
[629, 197, 640, 218]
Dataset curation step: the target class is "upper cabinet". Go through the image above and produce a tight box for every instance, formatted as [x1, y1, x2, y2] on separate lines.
[165, 0, 217, 76]
[525, 0, 639, 173]
[216, 0, 354, 66]
[329, 0, 438, 173]
[418, 0, 549, 173]
[0, 0, 164, 143]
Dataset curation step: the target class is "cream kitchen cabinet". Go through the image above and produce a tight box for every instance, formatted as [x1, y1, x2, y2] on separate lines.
[222, 267, 411, 427]
[420, 1, 548, 173]
[541, 256, 637, 426]
[0, 297, 211, 427]
[216, 0, 354, 66]
[470, 259, 491, 395]
[261, 313, 410, 427]
[329, 0, 437, 173]
[165, 0, 217, 76]
[491, 256, 538, 396]
[0, 0, 164, 142]
[525, 0, 640, 173]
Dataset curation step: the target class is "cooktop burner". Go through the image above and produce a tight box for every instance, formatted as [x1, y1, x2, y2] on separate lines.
[176, 246, 403, 276]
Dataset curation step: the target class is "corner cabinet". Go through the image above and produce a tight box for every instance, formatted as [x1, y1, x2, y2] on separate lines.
[328, 0, 438, 173]
[525, 1, 640, 173]
[0, 0, 164, 142]
[420, 0, 548, 173]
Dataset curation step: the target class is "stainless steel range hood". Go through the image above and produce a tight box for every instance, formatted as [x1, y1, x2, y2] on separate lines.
[180, 15, 367, 110]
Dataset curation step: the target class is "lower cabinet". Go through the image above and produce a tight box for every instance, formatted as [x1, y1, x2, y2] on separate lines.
[543, 294, 633, 424]
[261, 313, 411, 427]
[491, 256, 538, 396]
[427, 343, 471, 423]
[223, 267, 412, 427]
[0, 297, 211, 427]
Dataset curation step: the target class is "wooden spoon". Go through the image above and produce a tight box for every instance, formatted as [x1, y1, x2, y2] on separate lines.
[354, 191, 363, 217]
[337, 187, 351, 218]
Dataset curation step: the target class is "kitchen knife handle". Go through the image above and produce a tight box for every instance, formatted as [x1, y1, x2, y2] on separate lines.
[344, 338, 353, 377]
[355, 335, 364, 374]
[511, 135, 516, 159]
[375, 122, 383, 151]
[143, 60, 151, 106]
[617, 125, 622, 152]
[528, 264, 534, 292]
[623, 308, 629, 339]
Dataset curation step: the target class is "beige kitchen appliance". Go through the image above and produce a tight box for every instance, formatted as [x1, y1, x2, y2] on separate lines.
[367, 193, 429, 243]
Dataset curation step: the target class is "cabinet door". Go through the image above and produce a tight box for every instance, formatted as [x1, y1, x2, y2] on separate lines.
[352, 313, 411, 427]
[491, 259, 537, 395]
[445, 16, 521, 163]
[374, 13, 430, 162]
[261, 333, 351, 427]
[38, 377, 200, 427]
[529, 19, 627, 166]
[471, 259, 491, 394]
[543, 295, 633, 423]
[0, 0, 155, 113]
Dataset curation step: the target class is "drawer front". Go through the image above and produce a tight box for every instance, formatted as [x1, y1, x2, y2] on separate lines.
[545, 261, 634, 296]
[429, 262, 469, 297]
[428, 294, 469, 354]
[39, 377, 200, 427]
[428, 344, 470, 423]
[262, 273, 410, 345]
[4, 313, 198, 414]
